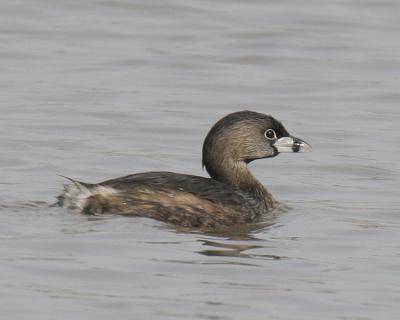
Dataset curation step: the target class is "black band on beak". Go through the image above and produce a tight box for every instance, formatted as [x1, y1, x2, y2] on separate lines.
[273, 136, 312, 153]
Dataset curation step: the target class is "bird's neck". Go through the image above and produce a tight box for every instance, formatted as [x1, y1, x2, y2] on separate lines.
[213, 159, 275, 210]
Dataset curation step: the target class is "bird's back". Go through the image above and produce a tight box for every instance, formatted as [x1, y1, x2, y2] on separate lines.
[60, 171, 264, 228]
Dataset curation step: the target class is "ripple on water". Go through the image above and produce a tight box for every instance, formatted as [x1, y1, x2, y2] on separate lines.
[1, 0, 400, 319]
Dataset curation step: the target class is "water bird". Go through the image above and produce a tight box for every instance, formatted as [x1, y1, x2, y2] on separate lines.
[58, 111, 311, 229]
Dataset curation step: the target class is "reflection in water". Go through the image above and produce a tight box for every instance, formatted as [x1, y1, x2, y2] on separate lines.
[195, 211, 282, 259]
[198, 240, 283, 260]
[163, 203, 288, 239]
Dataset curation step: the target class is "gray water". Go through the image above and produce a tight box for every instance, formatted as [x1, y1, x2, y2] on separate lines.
[1, 0, 399, 319]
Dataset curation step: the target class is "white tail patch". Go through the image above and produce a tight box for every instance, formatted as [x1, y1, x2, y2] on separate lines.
[61, 184, 118, 211]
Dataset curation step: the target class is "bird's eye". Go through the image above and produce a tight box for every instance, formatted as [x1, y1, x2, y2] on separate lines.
[264, 129, 276, 140]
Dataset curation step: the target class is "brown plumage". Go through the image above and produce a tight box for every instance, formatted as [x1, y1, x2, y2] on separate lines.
[58, 111, 311, 229]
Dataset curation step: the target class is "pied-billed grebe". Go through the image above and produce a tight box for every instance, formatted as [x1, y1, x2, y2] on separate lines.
[58, 111, 311, 228]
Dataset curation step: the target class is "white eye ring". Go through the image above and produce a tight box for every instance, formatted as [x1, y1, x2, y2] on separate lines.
[264, 129, 277, 140]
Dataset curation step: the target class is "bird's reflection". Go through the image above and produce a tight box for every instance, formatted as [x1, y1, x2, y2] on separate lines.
[198, 218, 282, 259]
[161, 205, 287, 260]
[198, 239, 282, 260]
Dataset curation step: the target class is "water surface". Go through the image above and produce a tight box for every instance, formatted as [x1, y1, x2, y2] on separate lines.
[1, 1, 399, 319]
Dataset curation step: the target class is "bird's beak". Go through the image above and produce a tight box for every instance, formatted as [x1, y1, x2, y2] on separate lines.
[273, 136, 312, 153]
